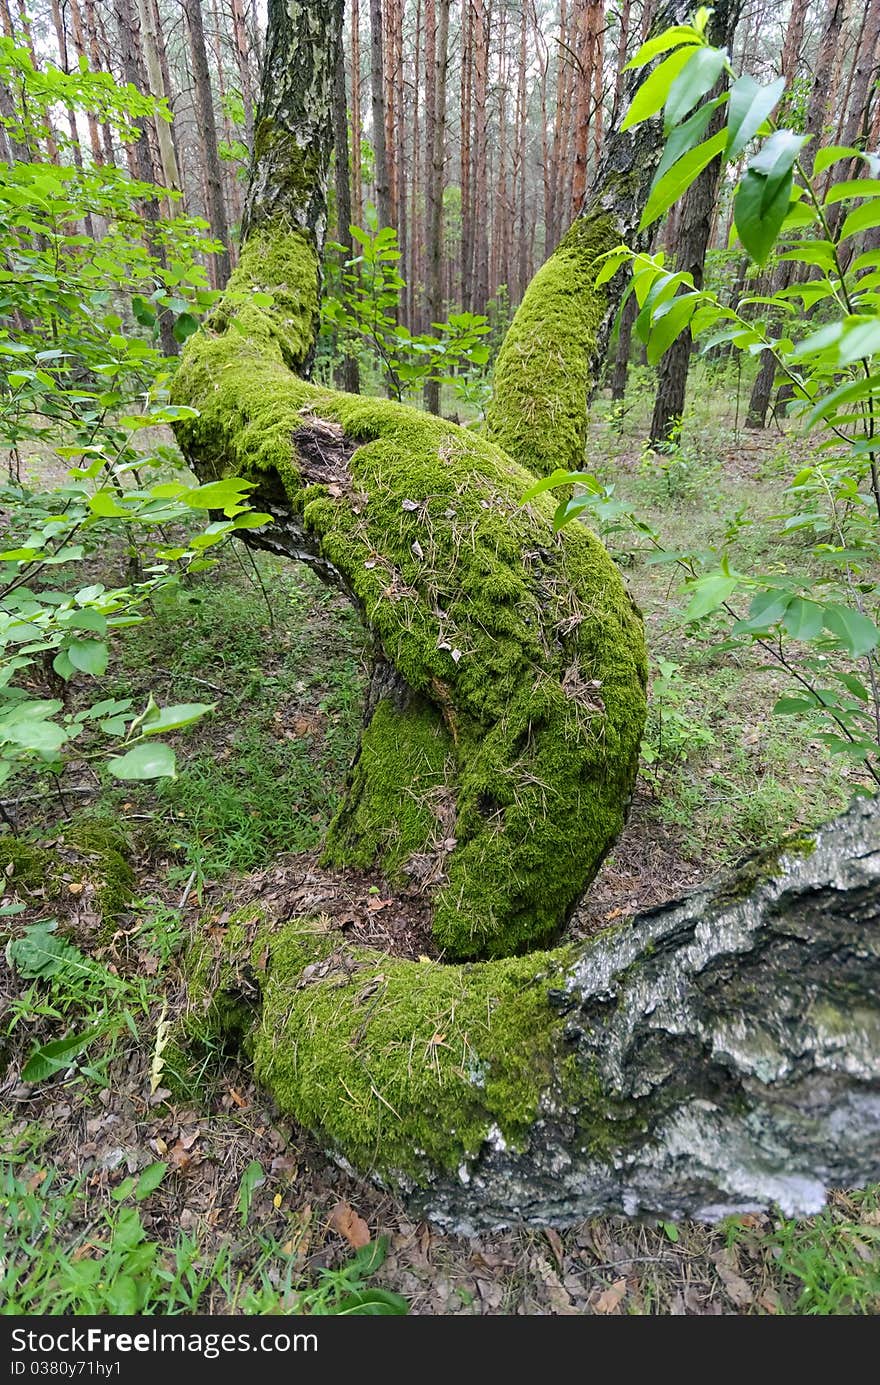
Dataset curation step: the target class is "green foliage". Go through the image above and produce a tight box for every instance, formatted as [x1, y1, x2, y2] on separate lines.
[0, 41, 272, 797]
[320, 212, 491, 406]
[4, 918, 153, 1088]
[539, 13, 880, 786]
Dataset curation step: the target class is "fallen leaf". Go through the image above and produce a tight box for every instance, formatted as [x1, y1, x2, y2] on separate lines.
[594, 1278, 627, 1314]
[545, 1226, 565, 1270]
[712, 1249, 754, 1308]
[329, 1200, 370, 1250]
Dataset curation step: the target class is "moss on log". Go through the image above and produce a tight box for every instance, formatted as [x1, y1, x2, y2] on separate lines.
[173, 226, 647, 959]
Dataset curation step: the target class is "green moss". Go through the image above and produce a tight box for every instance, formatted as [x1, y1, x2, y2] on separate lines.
[484, 213, 620, 479]
[64, 820, 134, 925]
[324, 693, 453, 875]
[181, 907, 264, 1048]
[0, 821, 133, 930]
[0, 838, 50, 892]
[713, 831, 817, 907]
[252, 918, 577, 1177]
[207, 223, 319, 377]
[173, 216, 647, 960]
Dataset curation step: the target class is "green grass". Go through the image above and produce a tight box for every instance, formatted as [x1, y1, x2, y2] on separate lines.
[104, 557, 369, 882]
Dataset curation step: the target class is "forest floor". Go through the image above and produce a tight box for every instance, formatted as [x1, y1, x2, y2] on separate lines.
[2, 371, 880, 1315]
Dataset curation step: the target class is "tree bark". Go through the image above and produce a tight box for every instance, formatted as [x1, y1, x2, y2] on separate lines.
[333, 31, 360, 395]
[135, 0, 181, 201]
[182, 0, 231, 288]
[424, 0, 450, 414]
[230, 0, 256, 153]
[649, 0, 741, 448]
[368, 0, 392, 227]
[112, 0, 177, 357]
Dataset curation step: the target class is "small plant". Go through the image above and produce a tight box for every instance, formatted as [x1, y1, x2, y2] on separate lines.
[641, 658, 716, 772]
[5, 920, 153, 1087]
[291, 1238, 408, 1316]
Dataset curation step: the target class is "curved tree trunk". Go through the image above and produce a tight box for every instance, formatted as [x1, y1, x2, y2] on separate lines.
[172, 0, 880, 1227]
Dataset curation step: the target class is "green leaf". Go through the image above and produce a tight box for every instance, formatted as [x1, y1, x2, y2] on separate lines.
[67, 638, 109, 676]
[840, 200, 880, 242]
[685, 573, 741, 620]
[726, 75, 785, 162]
[774, 696, 818, 715]
[172, 312, 199, 343]
[750, 130, 809, 194]
[6, 923, 83, 980]
[813, 144, 862, 176]
[64, 608, 107, 635]
[782, 597, 823, 642]
[622, 46, 701, 131]
[135, 1162, 168, 1200]
[626, 27, 706, 69]
[824, 178, 880, 205]
[1, 716, 68, 755]
[823, 604, 879, 657]
[183, 478, 254, 510]
[734, 165, 793, 265]
[141, 702, 214, 735]
[642, 128, 728, 227]
[238, 1160, 265, 1227]
[107, 742, 177, 780]
[664, 46, 726, 130]
[22, 1029, 99, 1083]
[646, 294, 699, 362]
[654, 98, 723, 181]
[329, 1289, 410, 1316]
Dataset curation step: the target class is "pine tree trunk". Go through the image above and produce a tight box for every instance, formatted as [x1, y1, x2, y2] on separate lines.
[350, 0, 363, 229]
[471, 0, 489, 312]
[333, 31, 360, 394]
[182, 0, 231, 288]
[112, 0, 177, 356]
[649, 0, 740, 447]
[424, 0, 450, 414]
[610, 288, 637, 401]
[230, 0, 256, 153]
[368, 0, 392, 228]
[135, 0, 181, 202]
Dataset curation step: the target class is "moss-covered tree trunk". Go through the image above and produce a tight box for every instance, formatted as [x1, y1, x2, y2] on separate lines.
[199, 796, 877, 1230]
[172, 0, 880, 1225]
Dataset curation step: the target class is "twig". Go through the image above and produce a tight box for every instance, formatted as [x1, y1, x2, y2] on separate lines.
[155, 669, 228, 695]
[177, 869, 197, 911]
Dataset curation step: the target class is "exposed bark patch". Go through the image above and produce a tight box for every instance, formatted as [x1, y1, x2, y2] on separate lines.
[293, 411, 359, 494]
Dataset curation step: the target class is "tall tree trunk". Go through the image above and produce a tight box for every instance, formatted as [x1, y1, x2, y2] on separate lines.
[515, 0, 529, 302]
[460, 0, 473, 310]
[135, 0, 181, 202]
[67, 0, 104, 166]
[611, 0, 632, 127]
[424, 0, 450, 414]
[471, 0, 489, 312]
[182, 0, 231, 288]
[368, 0, 392, 227]
[230, 0, 256, 153]
[83, 0, 115, 164]
[333, 31, 360, 395]
[781, 0, 809, 81]
[350, 0, 363, 230]
[649, 0, 740, 447]
[748, 0, 848, 429]
[610, 288, 637, 401]
[113, 0, 177, 356]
